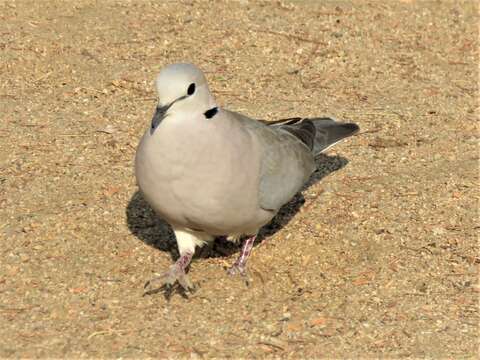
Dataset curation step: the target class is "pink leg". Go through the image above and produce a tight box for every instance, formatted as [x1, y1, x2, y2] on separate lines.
[175, 252, 193, 272]
[227, 235, 256, 276]
[144, 251, 194, 294]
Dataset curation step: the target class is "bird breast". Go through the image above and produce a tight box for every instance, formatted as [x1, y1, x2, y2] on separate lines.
[135, 117, 268, 235]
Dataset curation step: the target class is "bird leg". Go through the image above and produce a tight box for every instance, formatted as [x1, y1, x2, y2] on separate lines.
[227, 235, 256, 276]
[144, 251, 194, 295]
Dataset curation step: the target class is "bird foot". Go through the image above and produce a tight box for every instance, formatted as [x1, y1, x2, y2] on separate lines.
[144, 264, 195, 296]
[226, 235, 256, 277]
[227, 262, 247, 276]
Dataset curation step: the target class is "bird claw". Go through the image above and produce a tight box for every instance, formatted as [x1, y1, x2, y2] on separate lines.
[226, 263, 252, 287]
[226, 263, 247, 276]
[143, 265, 195, 297]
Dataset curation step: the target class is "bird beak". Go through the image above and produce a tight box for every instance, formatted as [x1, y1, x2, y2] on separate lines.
[150, 103, 172, 134]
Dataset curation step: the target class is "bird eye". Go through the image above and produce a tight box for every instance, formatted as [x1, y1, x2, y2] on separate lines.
[187, 83, 195, 95]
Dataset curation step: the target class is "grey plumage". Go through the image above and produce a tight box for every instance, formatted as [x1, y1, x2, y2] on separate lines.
[135, 63, 359, 294]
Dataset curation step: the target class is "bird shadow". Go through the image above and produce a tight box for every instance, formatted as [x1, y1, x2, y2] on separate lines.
[126, 153, 349, 261]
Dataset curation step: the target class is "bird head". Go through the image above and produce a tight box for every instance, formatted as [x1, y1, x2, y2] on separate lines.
[150, 63, 217, 134]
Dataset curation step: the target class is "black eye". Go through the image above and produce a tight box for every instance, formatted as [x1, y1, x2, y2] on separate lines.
[187, 83, 195, 95]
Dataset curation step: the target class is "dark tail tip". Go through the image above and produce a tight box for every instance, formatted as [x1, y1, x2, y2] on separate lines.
[342, 123, 360, 136]
[312, 118, 360, 154]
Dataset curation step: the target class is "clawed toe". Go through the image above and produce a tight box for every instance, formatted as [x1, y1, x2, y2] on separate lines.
[227, 263, 247, 276]
[143, 266, 195, 297]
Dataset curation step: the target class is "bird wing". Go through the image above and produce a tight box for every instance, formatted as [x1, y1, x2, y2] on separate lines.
[225, 110, 316, 212]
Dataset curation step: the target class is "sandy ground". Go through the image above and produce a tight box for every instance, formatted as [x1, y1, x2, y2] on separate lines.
[1, 0, 478, 358]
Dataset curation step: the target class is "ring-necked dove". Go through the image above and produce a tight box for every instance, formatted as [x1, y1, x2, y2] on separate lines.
[135, 63, 359, 294]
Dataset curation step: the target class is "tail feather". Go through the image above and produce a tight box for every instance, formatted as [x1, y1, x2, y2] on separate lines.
[311, 117, 359, 155]
[263, 117, 359, 154]
[278, 120, 316, 150]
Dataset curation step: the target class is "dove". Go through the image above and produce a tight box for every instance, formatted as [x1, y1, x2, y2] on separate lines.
[135, 63, 359, 294]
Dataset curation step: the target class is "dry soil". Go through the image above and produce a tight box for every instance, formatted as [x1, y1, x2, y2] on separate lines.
[0, 0, 479, 358]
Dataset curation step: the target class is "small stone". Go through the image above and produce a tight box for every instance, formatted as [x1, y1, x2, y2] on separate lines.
[97, 124, 115, 134]
[432, 226, 446, 236]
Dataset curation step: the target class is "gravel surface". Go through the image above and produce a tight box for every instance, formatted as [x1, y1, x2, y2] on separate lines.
[1, 0, 478, 358]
